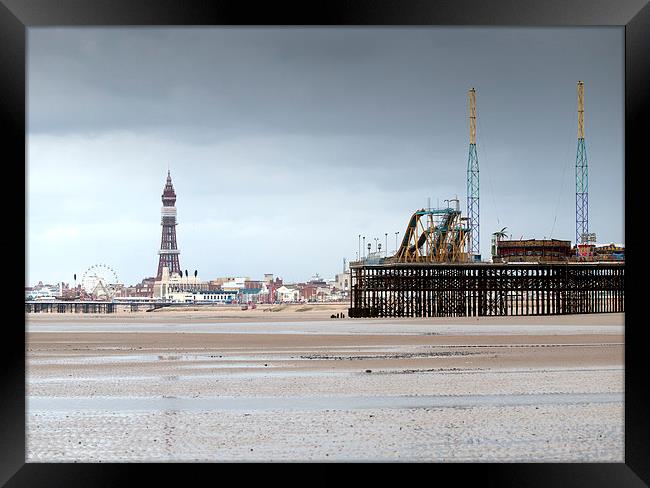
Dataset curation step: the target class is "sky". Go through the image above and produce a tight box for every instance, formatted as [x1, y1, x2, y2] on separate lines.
[26, 27, 624, 286]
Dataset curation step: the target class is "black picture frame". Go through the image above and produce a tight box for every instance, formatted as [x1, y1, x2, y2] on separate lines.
[4, 0, 648, 484]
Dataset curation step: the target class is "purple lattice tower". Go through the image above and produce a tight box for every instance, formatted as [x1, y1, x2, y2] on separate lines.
[156, 171, 181, 279]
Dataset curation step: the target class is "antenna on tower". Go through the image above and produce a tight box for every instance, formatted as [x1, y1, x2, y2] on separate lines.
[467, 87, 480, 261]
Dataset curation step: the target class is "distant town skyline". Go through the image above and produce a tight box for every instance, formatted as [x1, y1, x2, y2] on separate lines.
[27, 27, 624, 286]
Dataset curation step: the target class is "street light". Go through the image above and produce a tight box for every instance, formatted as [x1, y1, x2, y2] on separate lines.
[385, 233, 388, 257]
[374, 237, 379, 252]
[362, 236, 366, 260]
[394, 231, 399, 253]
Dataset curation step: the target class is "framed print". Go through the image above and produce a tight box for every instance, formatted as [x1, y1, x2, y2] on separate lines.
[4, 0, 648, 484]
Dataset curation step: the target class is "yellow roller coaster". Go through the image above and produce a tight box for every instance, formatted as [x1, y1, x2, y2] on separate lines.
[386, 203, 470, 264]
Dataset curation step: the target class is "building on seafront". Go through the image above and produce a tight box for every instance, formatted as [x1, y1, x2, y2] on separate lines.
[492, 239, 573, 263]
[153, 266, 209, 299]
[275, 285, 301, 302]
[491, 237, 625, 263]
[574, 242, 625, 261]
[167, 289, 239, 304]
[116, 277, 156, 298]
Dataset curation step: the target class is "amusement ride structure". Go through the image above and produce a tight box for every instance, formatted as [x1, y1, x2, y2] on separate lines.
[81, 263, 119, 299]
[575, 81, 592, 251]
[388, 200, 469, 264]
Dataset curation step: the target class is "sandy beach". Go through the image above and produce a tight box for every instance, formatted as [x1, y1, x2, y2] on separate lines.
[27, 302, 624, 324]
[26, 308, 624, 462]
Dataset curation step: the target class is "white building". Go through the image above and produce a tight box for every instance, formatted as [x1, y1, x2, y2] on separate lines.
[220, 277, 248, 291]
[167, 290, 239, 303]
[26, 282, 60, 300]
[275, 285, 301, 302]
[334, 272, 350, 291]
[27, 288, 57, 300]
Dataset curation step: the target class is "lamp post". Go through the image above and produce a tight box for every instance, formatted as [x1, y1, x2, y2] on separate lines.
[374, 237, 379, 252]
[385, 233, 388, 257]
[358, 234, 361, 263]
[394, 231, 399, 253]
[362, 236, 366, 260]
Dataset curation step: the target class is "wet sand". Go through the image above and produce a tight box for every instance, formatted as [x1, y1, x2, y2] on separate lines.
[26, 312, 624, 462]
[26, 302, 624, 324]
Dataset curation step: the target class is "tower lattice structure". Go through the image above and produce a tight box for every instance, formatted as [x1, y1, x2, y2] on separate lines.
[466, 87, 480, 258]
[575, 81, 589, 248]
[157, 170, 181, 279]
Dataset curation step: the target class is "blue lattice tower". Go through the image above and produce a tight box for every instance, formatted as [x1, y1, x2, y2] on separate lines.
[466, 88, 480, 258]
[575, 81, 589, 249]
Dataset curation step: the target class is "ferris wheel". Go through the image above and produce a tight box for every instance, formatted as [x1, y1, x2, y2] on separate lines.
[81, 264, 119, 297]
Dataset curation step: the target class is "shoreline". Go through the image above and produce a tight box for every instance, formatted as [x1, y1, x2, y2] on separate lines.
[25, 305, 624, 325]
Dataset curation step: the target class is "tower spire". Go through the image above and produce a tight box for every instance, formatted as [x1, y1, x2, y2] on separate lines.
[577, 81, 585, 139]
[468, 87, 477, 144]
[466, 87, 480, 260]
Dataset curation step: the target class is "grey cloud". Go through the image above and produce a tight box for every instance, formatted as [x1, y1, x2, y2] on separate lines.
[27, 27, 624, 285]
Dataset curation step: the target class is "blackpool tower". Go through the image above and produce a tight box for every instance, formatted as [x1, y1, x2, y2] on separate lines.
[156, 170, 181, 279]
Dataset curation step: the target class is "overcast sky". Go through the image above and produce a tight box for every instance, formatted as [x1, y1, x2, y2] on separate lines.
[26, 27, 624, 286]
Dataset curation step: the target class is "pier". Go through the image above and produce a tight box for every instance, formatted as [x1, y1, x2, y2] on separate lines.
[349, 262, 624, 318]
[24, 300, 176, 314]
